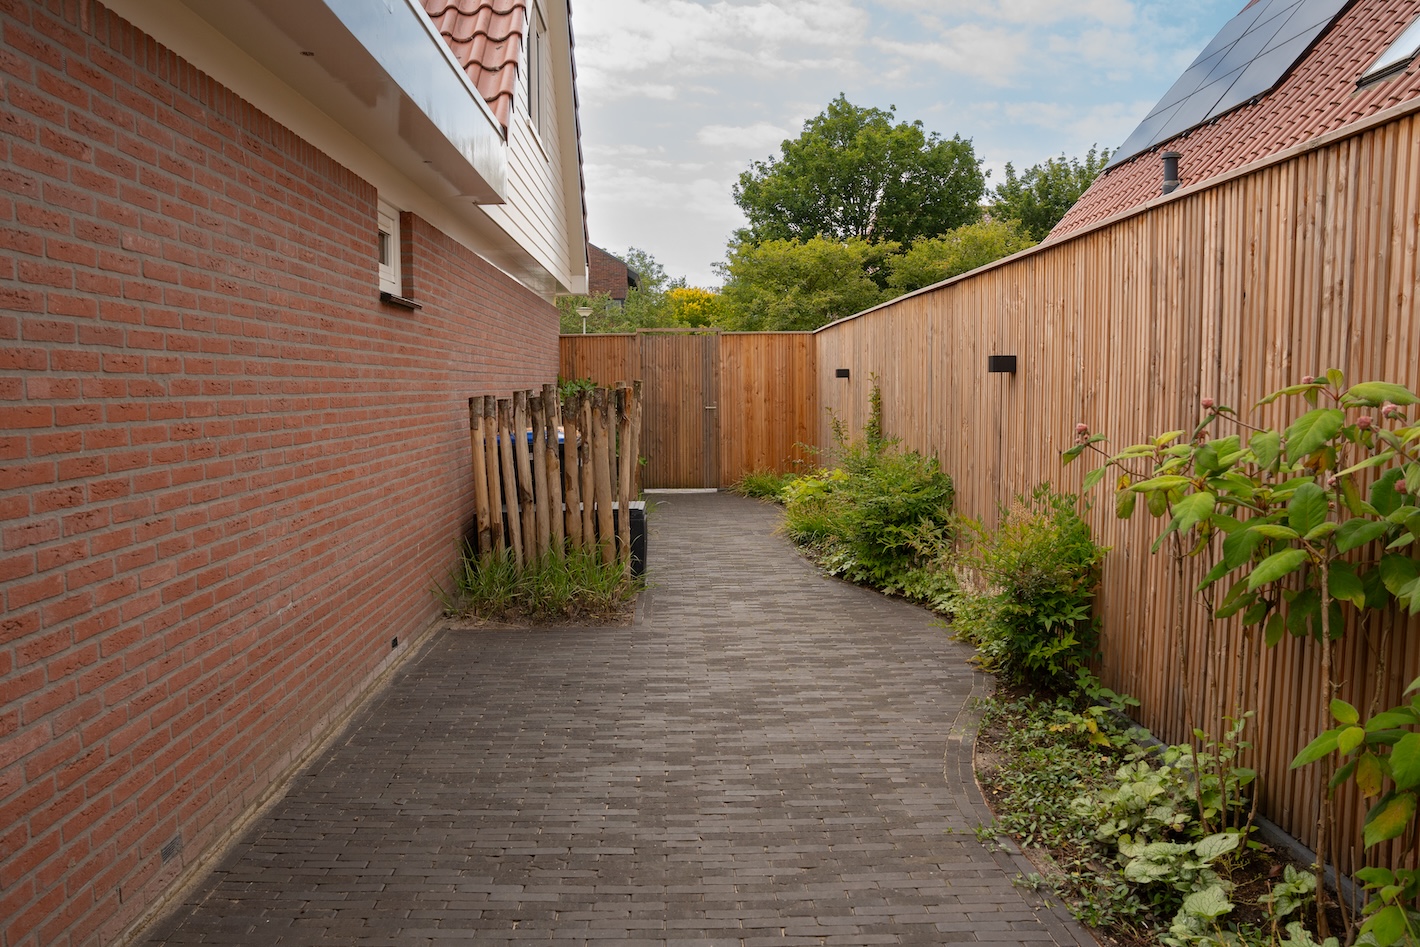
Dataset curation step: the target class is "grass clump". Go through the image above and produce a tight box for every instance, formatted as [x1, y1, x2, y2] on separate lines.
[949, 485, 1105, 692]
[730, 468, 797, 502]
[438, 544, 640, 624]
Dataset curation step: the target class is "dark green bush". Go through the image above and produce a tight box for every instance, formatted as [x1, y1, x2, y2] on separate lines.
[783, 440, 955, 592]
[950, 485, 1105, 691]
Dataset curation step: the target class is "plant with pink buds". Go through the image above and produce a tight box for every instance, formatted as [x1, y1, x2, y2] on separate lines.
[1067, 367, 1420, 929]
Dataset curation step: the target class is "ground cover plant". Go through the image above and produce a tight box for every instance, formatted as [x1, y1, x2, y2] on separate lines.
[975, 681, 1340, 947]
[437, 544, 641, 624]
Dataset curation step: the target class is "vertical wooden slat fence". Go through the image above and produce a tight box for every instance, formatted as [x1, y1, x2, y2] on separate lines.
[813, 101, 1420, 870]
[560, 330, 818, 487]
[467, 384, 643, 570]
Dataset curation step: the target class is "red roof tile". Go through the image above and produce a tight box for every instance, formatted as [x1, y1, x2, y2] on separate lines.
[1051, 0, 1420, 239]
[422, 0, 527, 130]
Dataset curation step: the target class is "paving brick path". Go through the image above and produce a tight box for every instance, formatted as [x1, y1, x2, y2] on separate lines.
[143, 492, 1094, 946]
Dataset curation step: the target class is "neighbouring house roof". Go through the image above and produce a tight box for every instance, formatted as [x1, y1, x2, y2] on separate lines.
[1051, 0, 1420, 240]
[587, 244, 640, 300]
[422, 0, 526, 129]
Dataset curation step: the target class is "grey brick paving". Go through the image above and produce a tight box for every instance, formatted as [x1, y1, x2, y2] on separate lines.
[143, 493, 1094, 946]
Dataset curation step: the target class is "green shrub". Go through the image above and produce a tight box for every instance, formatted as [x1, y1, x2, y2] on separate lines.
[950, 485, 1105, 691]
[437, 544, 639, 623]
[557, 375, 597, 399]
[783, 442, 955, 591]
[730, 468, 797, 502]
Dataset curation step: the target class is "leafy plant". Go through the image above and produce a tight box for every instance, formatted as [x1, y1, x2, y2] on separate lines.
[1352, 866, 1420, 947]
[557, 375, 598, 399]
[783, 384, 955, 596]
[1066, 371, 1420, 937]
[979, 689, 1333, 945]
[1260, 865, 1319, 939]
[949, 485, 1106, 691]
[1291, 677, 1420, 945]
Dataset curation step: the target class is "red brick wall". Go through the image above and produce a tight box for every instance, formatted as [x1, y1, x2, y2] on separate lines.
[0, 3, 559, 944]
[586, 243, 632, 301]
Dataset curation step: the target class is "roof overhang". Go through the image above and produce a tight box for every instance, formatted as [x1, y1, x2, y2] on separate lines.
[176, 0, 508, 204]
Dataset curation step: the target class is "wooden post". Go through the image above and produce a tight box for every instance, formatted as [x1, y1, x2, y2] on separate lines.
[530, 392, 552, 559]
[542, 383, 565, 557]
[483, 396, 504, 555]
[592, 387, 615, 564]
[616, 385, 632, 567]
[579, 392, 595, 547]
[513, 390, 537, 563]
[468, 397, 491, 557]
[630, 380, 643, 498]
[560, 392, 583, 551]
[497, 398, 523, 567]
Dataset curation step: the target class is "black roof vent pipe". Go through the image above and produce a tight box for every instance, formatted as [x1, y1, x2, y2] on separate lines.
[1161, 151, 1182, 194]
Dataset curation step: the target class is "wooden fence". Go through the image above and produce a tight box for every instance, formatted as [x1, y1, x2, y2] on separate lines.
[560, 330, 818, 488]
[815, 101, 1420, 872]
[467, 383, 642, 569]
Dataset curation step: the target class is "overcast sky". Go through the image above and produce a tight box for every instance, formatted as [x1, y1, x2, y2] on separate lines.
[568, 0, 1240, 289]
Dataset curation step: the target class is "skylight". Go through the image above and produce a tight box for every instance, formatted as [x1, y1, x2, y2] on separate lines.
[1360, 16, 1420, 84]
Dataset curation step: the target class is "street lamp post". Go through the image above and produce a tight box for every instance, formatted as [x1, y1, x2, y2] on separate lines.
[575, 306, 593, 335]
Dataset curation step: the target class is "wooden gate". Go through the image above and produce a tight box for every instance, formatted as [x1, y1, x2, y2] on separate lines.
[638, 331, 719, 488]
[560, 330, 817, 489]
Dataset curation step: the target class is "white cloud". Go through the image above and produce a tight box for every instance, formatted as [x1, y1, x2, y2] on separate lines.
[694, 121, 792, 152]
[569, 0, 1240, 288]
[876, 0, 1134, 25]
[573, 0, 868, 100]
[873, 26, 1025, 85]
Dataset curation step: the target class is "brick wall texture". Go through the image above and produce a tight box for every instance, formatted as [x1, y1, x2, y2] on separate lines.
[586, 243, 631, 301]
[0, 2, 560, 944]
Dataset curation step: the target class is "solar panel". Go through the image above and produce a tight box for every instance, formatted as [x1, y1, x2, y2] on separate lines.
[1107, 0, 1350, 168]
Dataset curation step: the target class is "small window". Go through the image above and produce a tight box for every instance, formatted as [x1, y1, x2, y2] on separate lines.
[526, 3, 548, 137]
[375, 201, 418, 309]
[1360, 17, 1420, 85]
[377, 201, 400, 296]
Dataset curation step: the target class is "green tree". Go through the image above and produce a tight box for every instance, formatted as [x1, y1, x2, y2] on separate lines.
[616, 246, 680, 294]
[990, 146, 1110, 241]
[717, 235, 894, 331]
[733, 94, 986, 247]
[556, 247, 693, 333]
[886, 219, 1037, 294]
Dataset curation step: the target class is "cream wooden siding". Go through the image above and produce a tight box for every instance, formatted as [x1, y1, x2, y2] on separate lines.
[481, 0, 583, 295]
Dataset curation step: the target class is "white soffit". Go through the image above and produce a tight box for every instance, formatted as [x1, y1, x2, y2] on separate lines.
[179, 0, 508, 203]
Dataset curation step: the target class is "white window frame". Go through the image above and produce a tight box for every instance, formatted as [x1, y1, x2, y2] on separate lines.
[377, 200, 401, 296]
[526, 3, 548, 140]
[1361, 16, 1420, 85]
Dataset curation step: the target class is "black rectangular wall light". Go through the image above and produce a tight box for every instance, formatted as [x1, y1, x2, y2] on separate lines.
[835, 368, 851, 379]
[987, 355, 1017, 374]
